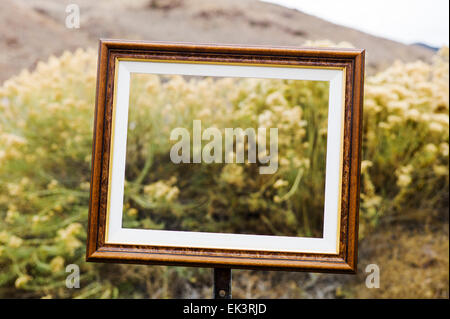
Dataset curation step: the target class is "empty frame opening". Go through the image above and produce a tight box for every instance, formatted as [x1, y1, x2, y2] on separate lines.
[124, 73, 329, 239]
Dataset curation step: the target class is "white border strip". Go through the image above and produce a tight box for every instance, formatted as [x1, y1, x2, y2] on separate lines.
[106, 60, 344, 254]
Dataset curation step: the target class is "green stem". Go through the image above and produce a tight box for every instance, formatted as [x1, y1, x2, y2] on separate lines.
[280, 167, 304, 202]
[134, 145, 154, 185]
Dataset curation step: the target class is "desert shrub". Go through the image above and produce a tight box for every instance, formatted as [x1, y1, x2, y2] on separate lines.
[122, 73, 329, 237]
[0, 46, 448, 298]
[360, 47, 449, 235]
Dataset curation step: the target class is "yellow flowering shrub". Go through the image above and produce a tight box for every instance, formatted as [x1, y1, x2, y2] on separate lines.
[0, 45, 448, 298]
[0, 50, 104, 297]
[360, 47, 449, 235]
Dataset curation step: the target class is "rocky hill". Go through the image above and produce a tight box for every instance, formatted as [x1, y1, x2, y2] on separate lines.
[1, 0, 435, 83]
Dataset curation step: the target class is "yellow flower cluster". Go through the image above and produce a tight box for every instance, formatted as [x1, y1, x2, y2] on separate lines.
[143, 177, 180, 203]
[57, 223, 83, 255]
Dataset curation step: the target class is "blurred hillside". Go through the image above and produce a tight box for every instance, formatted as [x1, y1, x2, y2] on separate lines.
[1, 0, 435, 83]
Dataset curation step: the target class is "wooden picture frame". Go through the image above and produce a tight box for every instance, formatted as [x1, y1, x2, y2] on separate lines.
[86, 39, 365, 273]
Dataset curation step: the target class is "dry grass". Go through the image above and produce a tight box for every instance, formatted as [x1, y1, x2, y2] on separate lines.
[348, 224, 449, 298]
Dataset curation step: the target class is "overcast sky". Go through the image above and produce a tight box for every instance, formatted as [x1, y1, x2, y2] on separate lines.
[261, 0, 449, 48]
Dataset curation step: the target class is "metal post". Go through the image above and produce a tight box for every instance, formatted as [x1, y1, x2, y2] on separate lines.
[213, 268, 232, 299]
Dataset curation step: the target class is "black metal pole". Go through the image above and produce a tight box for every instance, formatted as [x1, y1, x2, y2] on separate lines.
[213, 268, 232, 299]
